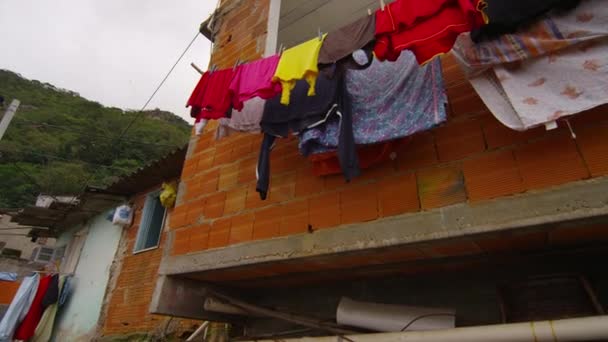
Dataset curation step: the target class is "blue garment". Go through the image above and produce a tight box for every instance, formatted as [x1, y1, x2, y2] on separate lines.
[299, 51, 447, 155]
[58, 276, 72, 307]
[0, 273, 40, 342]
[0, 273, 17, 282]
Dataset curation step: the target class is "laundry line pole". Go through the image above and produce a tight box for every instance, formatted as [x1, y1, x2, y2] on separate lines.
[0, 99, 20, 142]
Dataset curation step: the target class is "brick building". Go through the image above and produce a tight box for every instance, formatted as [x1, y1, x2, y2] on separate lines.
[125, 0, 608, 340]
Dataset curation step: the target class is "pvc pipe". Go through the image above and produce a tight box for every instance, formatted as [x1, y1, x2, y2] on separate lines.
[337, 297, 455, 332]
[248, 315, 608, 342]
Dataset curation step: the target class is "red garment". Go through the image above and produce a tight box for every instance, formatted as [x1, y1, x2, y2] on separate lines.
[14, 275, 52, 340]
[374, 0, 485, 64]
[186, 68, 234, 120]
[310, 139, 409, 176]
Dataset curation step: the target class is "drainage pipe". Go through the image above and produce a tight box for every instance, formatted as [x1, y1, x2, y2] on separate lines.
[249, 315, 608, 342]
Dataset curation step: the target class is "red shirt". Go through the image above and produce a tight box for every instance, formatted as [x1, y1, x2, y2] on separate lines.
[14, 275, 52, 340]
[187, 68, 235, 120]
[374, 0, 485, 64]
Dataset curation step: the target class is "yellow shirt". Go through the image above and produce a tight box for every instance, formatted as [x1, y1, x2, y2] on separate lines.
[273, 34, 327, 105]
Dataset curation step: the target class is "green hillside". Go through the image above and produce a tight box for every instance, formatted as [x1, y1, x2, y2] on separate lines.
[0, 69, 191, 208]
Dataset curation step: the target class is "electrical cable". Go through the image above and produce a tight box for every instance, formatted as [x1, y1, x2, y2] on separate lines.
[400, 313, 456, 331]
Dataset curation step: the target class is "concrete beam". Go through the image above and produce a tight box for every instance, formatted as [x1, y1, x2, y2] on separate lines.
[160, 176, 608, 276]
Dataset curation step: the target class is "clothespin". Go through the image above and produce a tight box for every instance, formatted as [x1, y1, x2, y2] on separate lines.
[565, 119, 577, 139]
[368, 8, 372, 16]
[233, 57, 241, 71]
[190, 62, 204, 75]
[380, 0, 386, 11]
[318, 27, 323, 41]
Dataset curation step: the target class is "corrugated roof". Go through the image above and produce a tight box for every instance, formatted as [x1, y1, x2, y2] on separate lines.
[7, 145, 187, 236]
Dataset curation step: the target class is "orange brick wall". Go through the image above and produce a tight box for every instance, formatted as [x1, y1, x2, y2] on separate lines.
[168, 1, 608, 259]
[101, 188, 201, 337]
[0, 280, 20, 305]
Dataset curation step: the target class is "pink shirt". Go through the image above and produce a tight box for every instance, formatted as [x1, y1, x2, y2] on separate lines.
[229, 55, 282, 111]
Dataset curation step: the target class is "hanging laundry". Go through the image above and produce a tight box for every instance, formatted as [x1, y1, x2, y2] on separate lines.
[187, 68, 234, 120]
[309, 139, 409, 176]
[273, 34, 327, 105]
[58, 276, 72, 307]
[0, 273, 39, 342]
[454, 0, 608, 130]
[318, 15, 376, 75]
[261, 72, 341, 138]
[256, 72, 356, 199]
[0, 272, 17, 282]
[40, 274, 59, 312]
[14, 274, 53, 341]
[300, 51, 447, 157]
[216, 97, 265, 140]
[470, 0, 580, 42]
[453, 0, 606, 75]
[31, 276, 66, 342]
[229, 55, 282, 111]
[374, 0, 486, 64]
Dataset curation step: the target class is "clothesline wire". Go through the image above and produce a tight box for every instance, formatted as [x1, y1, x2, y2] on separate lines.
[10, 117, 183, 149]
[50, 31, 201, 229]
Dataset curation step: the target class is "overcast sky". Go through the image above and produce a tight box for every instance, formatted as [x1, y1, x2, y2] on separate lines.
[0, 1, 217, 124]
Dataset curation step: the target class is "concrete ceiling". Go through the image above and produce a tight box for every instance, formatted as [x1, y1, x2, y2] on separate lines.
[278, 0, 395, 48]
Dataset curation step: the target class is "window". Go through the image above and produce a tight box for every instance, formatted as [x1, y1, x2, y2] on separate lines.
[133, 191, 166, 253]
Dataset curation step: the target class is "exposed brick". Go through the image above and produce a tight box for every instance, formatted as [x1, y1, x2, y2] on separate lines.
[295, 165, 324, 197]
[194, 132, 213, 154]
[324, 174, 348, 191]
[238, 156, 258, 184]
[218, 163, 239, 190]
[569, 104, 608, 128]
[576, 123, 608, 177]
[232, 136, 254, 159]
[203, 192, 226, 219]
[224, 187, 247, 214]
[396, 132, 438, 172]
[230, 212, 254, 244]
[208, 218, 231, 249]
[309, 192, 340, 230]
[435, 118, 486, 162]
[245, 183, 266, 209]
[253, 206, 282, 240]
[181, 163, 196, 180]
[168, 212, 188, 230]
[417, 165, 467, 209]
[199, 169, 220, 194]
[482, 117, 544, 150]
[189, 225, 210, 252]
[514, 130, 589, 190]
[280, 200, 309, 236]
[267, 172, 296, 203]
[213, 145, 233, 167]
[340, 182, 378, 225]
[197, 149, 216, 172]
[185, 198, 205, 226]
[463, 150, 525, 202]
[378, 173, 419, 217]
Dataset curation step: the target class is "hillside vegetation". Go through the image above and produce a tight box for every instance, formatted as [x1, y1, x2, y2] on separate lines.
[0, 69, 191, 208]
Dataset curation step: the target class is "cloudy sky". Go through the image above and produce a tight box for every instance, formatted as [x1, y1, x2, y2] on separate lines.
[0, 0, 217, 123]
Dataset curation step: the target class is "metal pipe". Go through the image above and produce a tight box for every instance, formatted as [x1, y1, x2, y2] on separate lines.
[247, 315, 608, 342]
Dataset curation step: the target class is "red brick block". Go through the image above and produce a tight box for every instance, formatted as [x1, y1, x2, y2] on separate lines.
[396, 132, 438, 172]
[218, 163, 239, 190]
[576, 123, 608, 177]
[482, 117, 544, 150]
[417, 165, 467, 209]
[245, 183, 266, 209]
[324, 174, 348, 191]
[189, 226, 210, 253]
[463, 150, 525, 202]
[213, 146, 233, 167]
[203, 192, 226, 219]
[340, 182, 379, 225]
[199, 169, 220, 194]
[295, 166, 324, 197]
[197, 149, 215, 172]
[514, 130, 590, 190]
[378, 173, 419, 217]
[171, 228, 190, 256]
[268, 172, 296, 203]
[435, 118, 486, 162]
[181, 163, 197, 181]
[185, 198, 205, 226]
[280, 200, 309, 236]
[253, 206, 282, 240]
[229, 212, 254, 244]
[208, 218, 231, 249]
[231, 136, 254, 159]
[194, 133, 213, 154]
[309, 192, 340, 230]
[168, 212, 188, 230]
[238, 156, 257, 184]
[224, 187, 247, 215]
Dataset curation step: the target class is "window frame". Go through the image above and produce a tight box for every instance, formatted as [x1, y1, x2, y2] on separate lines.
[133, 189, 167, 254]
